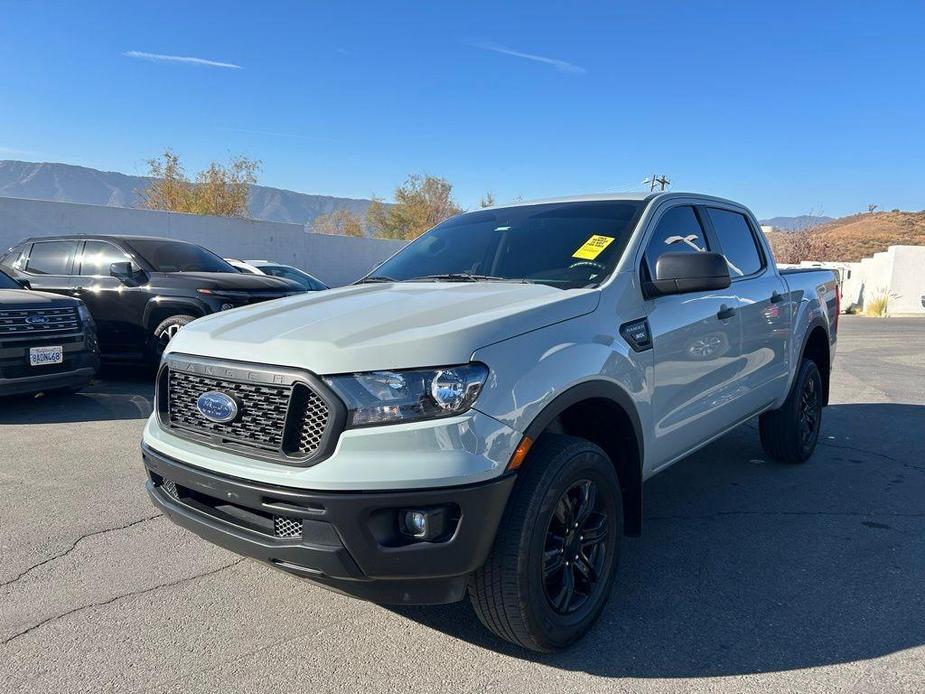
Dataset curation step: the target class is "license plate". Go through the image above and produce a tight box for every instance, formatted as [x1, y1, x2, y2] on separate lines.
[29, 346, 63, 366]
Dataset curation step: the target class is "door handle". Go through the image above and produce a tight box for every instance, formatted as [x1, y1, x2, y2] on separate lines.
[770, 291, 783, 304]
[716, 304, 737, 320]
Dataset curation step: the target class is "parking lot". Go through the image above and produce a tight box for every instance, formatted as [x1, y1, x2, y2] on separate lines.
[0, 316, 922, 693]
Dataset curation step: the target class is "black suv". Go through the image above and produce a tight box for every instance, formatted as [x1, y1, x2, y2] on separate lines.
[0, 236, 305, 361]
[0, 268, 99, 397]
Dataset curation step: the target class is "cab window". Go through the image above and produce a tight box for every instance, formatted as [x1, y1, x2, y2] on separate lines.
[705, 208, 764, 278]
[643, 206, 710, 279]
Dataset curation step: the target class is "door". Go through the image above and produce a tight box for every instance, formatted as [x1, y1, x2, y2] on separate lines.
[642, 204, 744, 469]
[20, 240, 80, 297]
[702, 206, 790, 413]
[75, 240, 150, 354]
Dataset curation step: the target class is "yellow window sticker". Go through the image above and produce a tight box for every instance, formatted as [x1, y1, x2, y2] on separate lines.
[572, 235, 615, 260]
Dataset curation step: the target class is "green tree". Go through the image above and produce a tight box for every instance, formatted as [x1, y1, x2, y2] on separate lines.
[313, 208, 364, 237]
[366, 174, 463, 241]
[139, 150, 259, 217]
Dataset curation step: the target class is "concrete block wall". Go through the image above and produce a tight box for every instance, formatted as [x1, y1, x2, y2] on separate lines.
[0, 196, 406, 287]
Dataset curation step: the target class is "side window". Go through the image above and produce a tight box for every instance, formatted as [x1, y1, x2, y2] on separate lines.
[643, 206, 709, 278]
[705, 208, 763, 278]
[24, 241, 78, 275]
[79, 240, 130, 276]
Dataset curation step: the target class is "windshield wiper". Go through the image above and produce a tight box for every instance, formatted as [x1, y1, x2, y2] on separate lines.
[355, 275, 399, 284]
[409, 273, 507, 283]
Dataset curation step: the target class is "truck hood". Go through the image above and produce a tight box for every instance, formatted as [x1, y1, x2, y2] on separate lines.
[149, 271, 302, 292]
[0, 288, 79, 308]
[166, 282, 600, 373]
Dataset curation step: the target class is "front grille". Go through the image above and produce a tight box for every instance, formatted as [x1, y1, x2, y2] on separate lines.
[161, 479, 179, 499]
[0, 306, 80, 337]
[158, 356, 340, 464]
[273, 516, 303, 538]
[168, 371, 291, 451]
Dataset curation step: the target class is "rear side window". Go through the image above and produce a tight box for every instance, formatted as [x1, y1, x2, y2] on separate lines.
[79, 240, 129, 276]
[705, 208, 763, 278]
[25, 241, 78, 275]
[644, 206, 710, 278]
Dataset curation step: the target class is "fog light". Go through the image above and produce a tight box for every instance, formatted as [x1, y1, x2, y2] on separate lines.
[400, 506, 450, 541]
[220, 303, 234, 311]
[404, 511, 428, 537]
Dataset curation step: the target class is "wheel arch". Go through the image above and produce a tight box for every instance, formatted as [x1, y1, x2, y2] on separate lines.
[522, 381, 645, 537]
[798, 320, 831, 406]
[143, 298, 208, 332]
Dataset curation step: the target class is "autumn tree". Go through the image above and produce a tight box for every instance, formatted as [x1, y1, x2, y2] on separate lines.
[366, 174, 463, 241]
[313, 208, 364, 237]
[139, 149, 259, 217]
[766, 227, 833, 264]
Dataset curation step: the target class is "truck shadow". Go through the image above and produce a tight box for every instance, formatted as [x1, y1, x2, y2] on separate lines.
[389, 402, 925, 678]
[0, 364, 154, 424]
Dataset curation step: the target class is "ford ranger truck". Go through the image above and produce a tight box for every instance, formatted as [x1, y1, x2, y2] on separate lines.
[141, 192, 838, 652]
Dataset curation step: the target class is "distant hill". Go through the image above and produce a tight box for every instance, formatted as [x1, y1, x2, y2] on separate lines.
[759, 215, 833, 231]
[0, 160, 376, 226]
[763, 211, 925, 262]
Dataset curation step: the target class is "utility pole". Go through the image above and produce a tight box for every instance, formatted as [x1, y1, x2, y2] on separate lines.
[643, 174, 671, 191]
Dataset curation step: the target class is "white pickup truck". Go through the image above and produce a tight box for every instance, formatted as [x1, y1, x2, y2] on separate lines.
[141, 192, 838, 651]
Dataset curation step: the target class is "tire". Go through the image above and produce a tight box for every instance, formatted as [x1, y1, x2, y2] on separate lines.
[468, 434, 623, 652]
[759, 358, 823, 463]
[150, 314, 196, 362]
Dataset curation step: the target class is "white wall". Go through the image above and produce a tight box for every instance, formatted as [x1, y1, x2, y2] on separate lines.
[0, 196, 406, 287]
[810, 245, 925, 316]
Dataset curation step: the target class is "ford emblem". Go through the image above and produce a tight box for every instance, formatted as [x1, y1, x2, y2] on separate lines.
[196, 391, 239, 423]
[25, 315, 49, 325]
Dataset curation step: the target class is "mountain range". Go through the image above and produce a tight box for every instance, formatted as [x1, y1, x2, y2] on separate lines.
[0, 160, 376, 226]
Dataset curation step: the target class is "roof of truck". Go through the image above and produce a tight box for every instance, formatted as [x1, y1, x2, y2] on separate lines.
[485, 191, 748, 211]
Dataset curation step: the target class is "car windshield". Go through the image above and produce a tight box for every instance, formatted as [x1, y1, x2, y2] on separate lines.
[369, 201, 645, 289]
[0, 270, 20, 289]
[126, 239, 236, 273]
[261, 265, 326, 290]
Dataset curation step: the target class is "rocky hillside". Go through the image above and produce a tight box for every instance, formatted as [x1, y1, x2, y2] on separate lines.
[0, 160, 376, 226]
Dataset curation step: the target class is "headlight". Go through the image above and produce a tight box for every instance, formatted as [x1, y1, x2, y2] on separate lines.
[324, 363, 489, 427]
[76, 302, 93, 323]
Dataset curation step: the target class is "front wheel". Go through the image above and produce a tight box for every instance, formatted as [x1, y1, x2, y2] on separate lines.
[468, 434, 623, 652]
[149, 314, 196, 362]
[759, 358, 823, 463]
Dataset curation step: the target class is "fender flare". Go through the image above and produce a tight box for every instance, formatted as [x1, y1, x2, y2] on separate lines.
[522, 380, 645, 536]
[781, 315, 830, 405]
[143, 297, 209, 331]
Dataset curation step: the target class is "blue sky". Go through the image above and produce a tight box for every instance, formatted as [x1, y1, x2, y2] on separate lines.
[1, 0, 923, 218]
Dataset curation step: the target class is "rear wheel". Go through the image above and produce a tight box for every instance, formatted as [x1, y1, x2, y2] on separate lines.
[759, 358, 823, 463]
[149, 314, 195, 362]
[468, 434, 623, 652]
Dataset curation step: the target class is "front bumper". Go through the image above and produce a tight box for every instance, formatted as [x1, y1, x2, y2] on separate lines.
[0, 328, 99, 396]
[142, 442, 515, 604]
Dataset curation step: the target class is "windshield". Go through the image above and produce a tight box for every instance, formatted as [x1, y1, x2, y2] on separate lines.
[370, 201, 644, 289]
[126, 239, 236, 273]
[0, 270, 20, 289]
[261, 265, 326, 290]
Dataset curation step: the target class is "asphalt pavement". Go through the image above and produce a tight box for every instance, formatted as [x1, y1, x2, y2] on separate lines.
[0, 316, 922, 693]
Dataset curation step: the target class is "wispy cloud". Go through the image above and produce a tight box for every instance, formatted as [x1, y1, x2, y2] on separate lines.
[467, 40, 586, 75]
[123, 50, 242, 69]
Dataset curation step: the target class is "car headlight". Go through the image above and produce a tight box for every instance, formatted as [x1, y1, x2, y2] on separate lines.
[324, 363, 489, 427]
[76, 302, 93, 323]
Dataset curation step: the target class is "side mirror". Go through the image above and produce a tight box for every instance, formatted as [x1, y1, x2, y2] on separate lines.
[110, 261, 135, 283]
[645, 252, 731, 297]
[17, 279, 31, 290]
